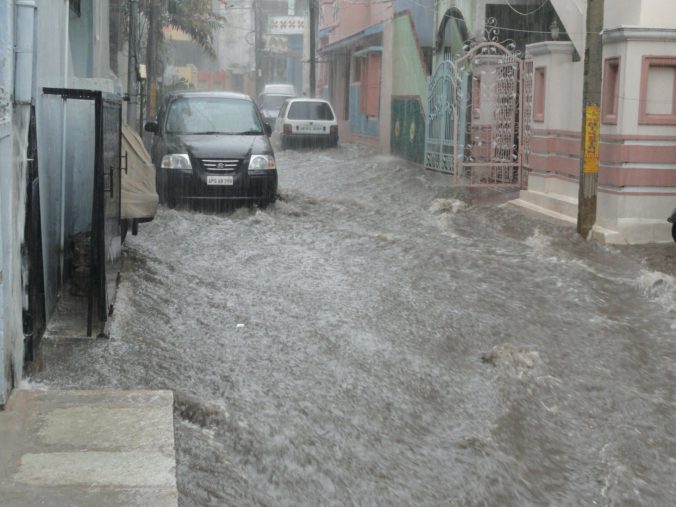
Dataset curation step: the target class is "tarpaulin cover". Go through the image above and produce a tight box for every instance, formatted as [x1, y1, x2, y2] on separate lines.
[121, 122, 159, 220]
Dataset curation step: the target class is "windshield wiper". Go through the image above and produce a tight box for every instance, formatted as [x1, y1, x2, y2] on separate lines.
[231, 130, 264, 135]
[190, 131, 229, 135]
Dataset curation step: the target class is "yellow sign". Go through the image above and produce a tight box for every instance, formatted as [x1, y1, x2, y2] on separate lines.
[583, 105, 600, 174]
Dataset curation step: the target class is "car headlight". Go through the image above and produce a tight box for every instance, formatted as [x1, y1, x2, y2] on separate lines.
[161, 153, 192, 170]
[249, 154, 276, 171]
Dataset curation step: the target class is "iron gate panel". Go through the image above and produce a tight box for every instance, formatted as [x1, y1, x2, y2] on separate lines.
[424, 60, 457, 173]
[43, 88, 122, 337]
[425, 32, 533, 187]
[101, 98, 122, 321]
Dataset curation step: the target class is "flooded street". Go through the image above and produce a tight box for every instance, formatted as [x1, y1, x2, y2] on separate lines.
[30, 145, 676, 506]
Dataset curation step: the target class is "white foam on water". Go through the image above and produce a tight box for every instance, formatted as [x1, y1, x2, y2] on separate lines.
[429, 198, 467, 215]
[17, 378, 50, 391]
[636, 269, 676, 329]
[524, 228, 551, 252]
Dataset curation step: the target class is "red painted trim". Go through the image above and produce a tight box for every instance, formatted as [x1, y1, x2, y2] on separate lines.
[601, 133, 676, 142]
[533, 130, 676, 142]
[530, 136, 581, 157]
[599, 143, 676, 164]
[528, 153, 579, 177]
[532, 129, 580, 138]
[599, 166, 676, 187]
[534, 67, 546, 122]
[602, 57, 620, 125]
[598, 187, 676, 196]
[639, 55, 676, 125]
[527, 172, 676, 195]
[525, 171, 579, 184]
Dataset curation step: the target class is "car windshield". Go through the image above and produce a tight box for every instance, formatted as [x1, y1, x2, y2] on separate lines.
[287, 101, 335, 121]
[165, 97, 263, 135]
[261, 95, 293, 110]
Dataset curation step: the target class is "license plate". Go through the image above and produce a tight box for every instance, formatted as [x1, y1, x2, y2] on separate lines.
[299, 125, 324, 133]
[207, 175, 233, 186]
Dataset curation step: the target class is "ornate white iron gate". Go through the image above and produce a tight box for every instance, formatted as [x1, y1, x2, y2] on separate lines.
[425, 31, 534, 187]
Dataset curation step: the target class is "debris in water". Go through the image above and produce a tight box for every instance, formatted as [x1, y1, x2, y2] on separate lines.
[429, 198, 467, 214]
[481, 344, 541, 370]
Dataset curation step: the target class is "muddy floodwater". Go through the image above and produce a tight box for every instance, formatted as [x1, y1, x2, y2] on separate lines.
[30, 145, 676, 506]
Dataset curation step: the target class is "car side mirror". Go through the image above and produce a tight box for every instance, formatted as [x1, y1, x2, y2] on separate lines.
[144, 121, 159, 134]
[264, 123, 272, 137]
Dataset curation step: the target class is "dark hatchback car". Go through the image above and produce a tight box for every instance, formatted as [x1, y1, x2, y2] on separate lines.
[145, 91, 277, 208]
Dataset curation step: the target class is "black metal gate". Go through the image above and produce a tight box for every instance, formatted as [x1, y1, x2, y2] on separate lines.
[43, 88, 122, 337]
[23, 105, 46, 362]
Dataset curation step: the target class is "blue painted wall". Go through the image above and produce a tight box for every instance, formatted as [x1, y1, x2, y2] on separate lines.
[349, 84, 379, 137]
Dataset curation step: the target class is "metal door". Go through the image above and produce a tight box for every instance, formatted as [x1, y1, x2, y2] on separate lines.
[424, 28, 533, 186]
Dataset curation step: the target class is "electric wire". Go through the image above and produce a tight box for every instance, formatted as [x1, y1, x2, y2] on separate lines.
[504, 0, 549, 16]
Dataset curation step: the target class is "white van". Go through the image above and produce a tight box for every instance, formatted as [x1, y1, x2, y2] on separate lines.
[258, 84, 297, 124]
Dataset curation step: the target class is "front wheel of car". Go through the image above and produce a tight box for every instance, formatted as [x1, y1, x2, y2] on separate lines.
[257, 194, 277, 208]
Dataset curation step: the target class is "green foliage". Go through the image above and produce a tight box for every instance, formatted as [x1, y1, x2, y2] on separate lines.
[165, 0, 228, 56]
[138, 0, 228, 56]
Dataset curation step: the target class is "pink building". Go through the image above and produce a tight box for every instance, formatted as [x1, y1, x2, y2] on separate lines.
[514, 0, 676, 244]
[317, 0, 434, 152]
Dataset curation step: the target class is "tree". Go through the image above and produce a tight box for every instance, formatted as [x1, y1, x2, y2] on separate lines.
[164, 0, 228, 56]
[138, 0, 227, 115]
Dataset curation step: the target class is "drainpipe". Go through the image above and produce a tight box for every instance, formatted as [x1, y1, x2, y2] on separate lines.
[59, 2, 69, 288]
[14, 0, 36, 104]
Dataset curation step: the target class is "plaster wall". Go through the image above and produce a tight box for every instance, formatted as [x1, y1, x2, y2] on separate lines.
[604, 0, 641, 28]
[390, 13, 429, 163]
[35, 0, 69, 318]
[435, 0, 477, 38]
[394, 0, 434, 47]
[392, 14, 429, 102]
[640, 1, 676, 28]
[604, 36, 676, 136]
[320, 1, 393, 44]
[0, 0, 13, 406]
[527, 43, 584, 133]
[379, 20, 394, 153]
[35, 0, 119, 318]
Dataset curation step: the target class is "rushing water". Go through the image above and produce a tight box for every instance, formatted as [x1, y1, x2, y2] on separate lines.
[30, 144, 676, 506]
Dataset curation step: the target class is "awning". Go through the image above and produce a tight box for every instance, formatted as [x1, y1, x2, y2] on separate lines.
[319, 23, 383, 54]
[353, 46, 383, 58]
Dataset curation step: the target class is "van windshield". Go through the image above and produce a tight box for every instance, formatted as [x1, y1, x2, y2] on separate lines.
[165, 97, 263, 135]
[261, 95, 293, 110]
[287, 102, 335, 121]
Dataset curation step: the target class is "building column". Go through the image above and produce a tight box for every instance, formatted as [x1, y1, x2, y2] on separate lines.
[0, 0, 15, 406]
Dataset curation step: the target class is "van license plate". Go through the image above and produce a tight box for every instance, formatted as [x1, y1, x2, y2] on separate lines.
[207, 175, 234, 186]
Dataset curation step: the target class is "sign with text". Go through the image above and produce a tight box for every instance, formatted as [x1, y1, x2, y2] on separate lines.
[583, 105, 600, 174]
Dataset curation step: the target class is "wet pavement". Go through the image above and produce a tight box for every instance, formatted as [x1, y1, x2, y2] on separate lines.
[28, 144, 676, 506]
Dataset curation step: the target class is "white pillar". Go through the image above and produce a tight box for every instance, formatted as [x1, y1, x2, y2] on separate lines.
[0, 0, 15, 405]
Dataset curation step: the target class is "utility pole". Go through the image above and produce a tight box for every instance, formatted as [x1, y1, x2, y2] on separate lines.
[146, 0, 163, 119]
[576, 0, 605, 238]
[126, 0, 139, 129]
[308, 0, 316, 97]
[254, 0, 262, 97]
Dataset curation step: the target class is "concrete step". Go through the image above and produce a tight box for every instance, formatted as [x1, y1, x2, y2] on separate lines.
[0, 389, 178, 507]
